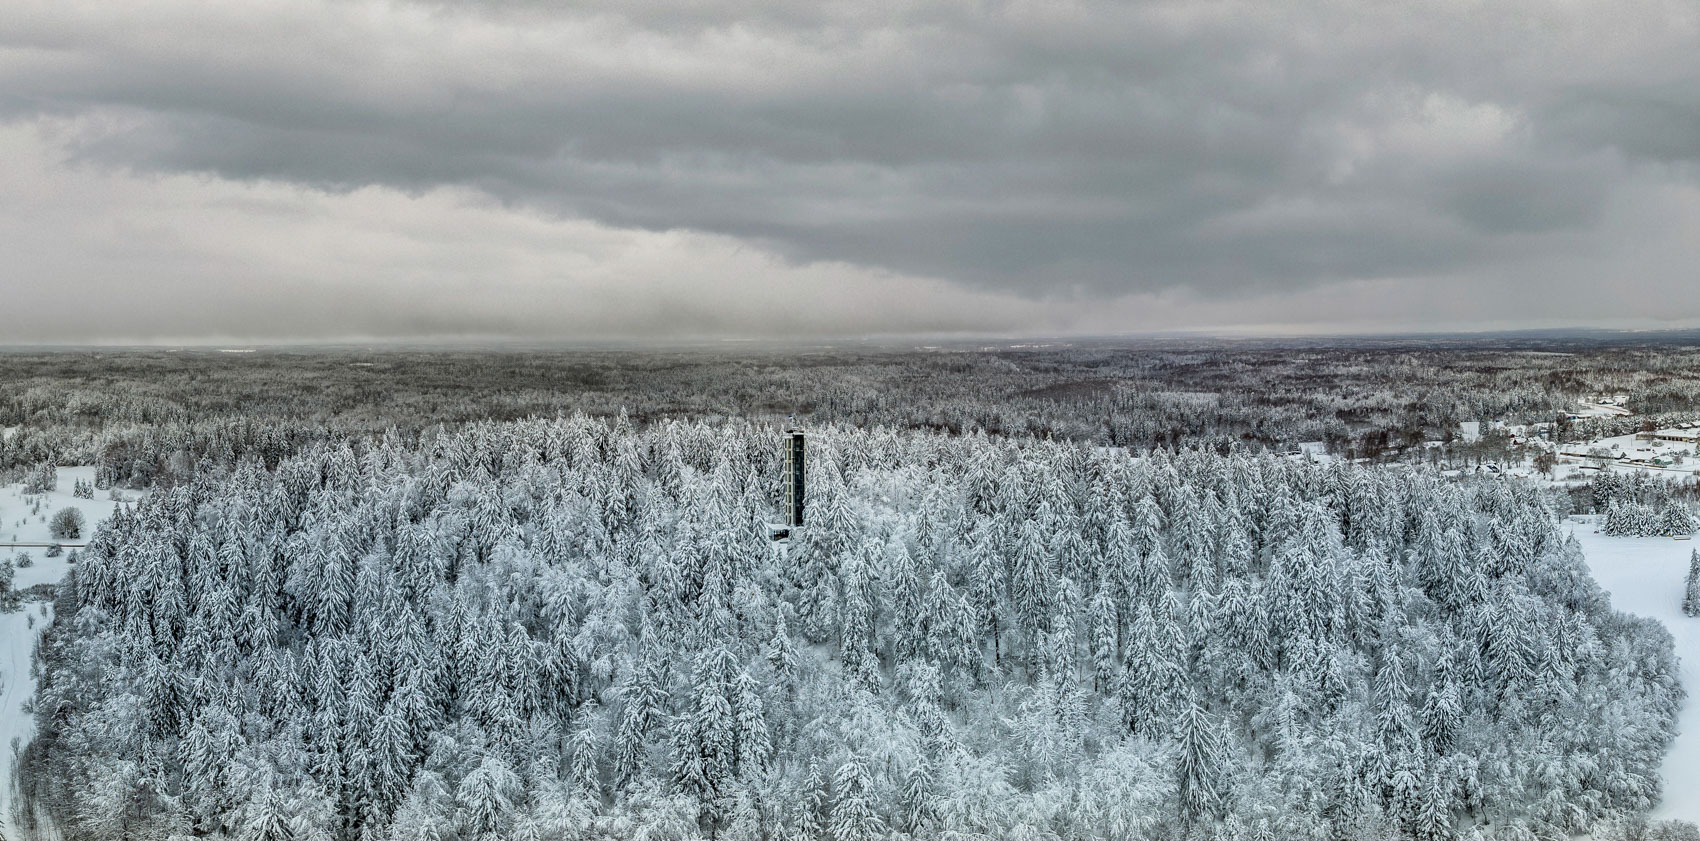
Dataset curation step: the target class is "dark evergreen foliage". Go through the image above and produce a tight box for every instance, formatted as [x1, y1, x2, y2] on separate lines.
[1683, 551, 1700, 619]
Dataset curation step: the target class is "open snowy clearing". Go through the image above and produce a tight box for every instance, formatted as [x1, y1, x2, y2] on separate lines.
[1570, 516, 1700, 823]
[1576, 402, 1633, 418]
[1, 467, 132, 590]
[0, 467, 133, 837]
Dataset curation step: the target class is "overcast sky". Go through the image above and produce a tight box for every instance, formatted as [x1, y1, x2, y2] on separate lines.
[2, 0, 1698, 343]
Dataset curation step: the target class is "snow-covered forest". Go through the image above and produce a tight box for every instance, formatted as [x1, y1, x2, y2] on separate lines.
[11, 415, 1684, 841]
[8, 0, 1700, 829]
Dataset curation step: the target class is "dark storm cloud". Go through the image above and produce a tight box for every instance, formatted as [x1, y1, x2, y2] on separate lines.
[0, 0, 1698, 340]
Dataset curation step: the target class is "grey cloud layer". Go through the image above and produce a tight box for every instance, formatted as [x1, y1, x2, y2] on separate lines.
[1, 0, 1698, 338]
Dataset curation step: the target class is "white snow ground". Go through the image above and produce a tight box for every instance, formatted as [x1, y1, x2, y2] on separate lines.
[0, 467, 131, 838]
[1569, 516, 1700, 823]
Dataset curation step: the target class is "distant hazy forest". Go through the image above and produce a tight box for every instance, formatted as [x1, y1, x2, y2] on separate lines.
[8, 335, 1700, 489]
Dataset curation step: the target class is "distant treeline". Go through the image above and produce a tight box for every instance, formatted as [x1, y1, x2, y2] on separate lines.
[6, 340, 1700, 484]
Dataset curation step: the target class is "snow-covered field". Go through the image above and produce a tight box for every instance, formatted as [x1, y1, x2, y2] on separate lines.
[0, 467, 132, 837]
[1, 467, 132, 586]
[1570, 516, 1700, 823]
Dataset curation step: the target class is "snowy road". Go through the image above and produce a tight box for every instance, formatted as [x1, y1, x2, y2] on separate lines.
[1569, 517, 1700, 823]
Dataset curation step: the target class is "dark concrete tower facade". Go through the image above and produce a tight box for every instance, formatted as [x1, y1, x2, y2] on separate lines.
[783, 427, 805, 527]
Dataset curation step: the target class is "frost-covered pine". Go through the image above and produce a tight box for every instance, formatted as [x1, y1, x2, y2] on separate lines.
[1088, 584, 1121, 693]
[1011, 517, 1055, 649]
[368, 702, 414, 817]
[232, 775, 295, 841]
[1592, 471, 1623, 511]
[614, 652, 668, 786]
[829, 758, 884, 841]
[1123, 603, 1181, 736]
[1605, 499, 1659, 537]
[1374, 648, 1419, 752]
[22, 460, 56, 494]
[1635, 502, 1660, 536]
[1420, 651, 1464, 754]
[1175, 701, 1229, 824]
[1604, 500, 1626, 535]
[457, 755, 521, 841]
[1684, 550, 1700, 618]
[1414, 772, 1453, 841]
[1660, 501, 1696, 536]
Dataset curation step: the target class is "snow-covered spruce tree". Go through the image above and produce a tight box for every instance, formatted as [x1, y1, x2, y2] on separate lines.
[1175, 700, 1230, 826]
[1604, 499, 1629, 536]
[22, 460, 57, 494]
[1685, 550, 1700, 618]
[1660, 501, 1696, 537]
[16, 419, 1685, 841]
